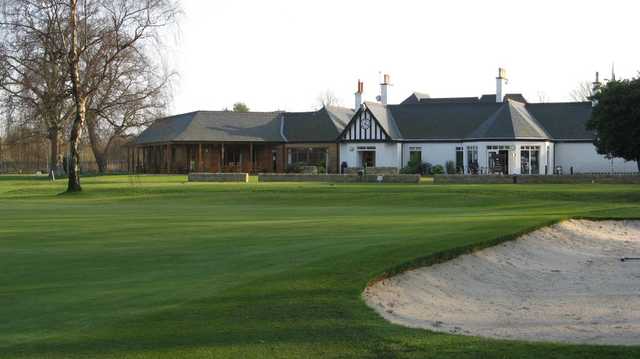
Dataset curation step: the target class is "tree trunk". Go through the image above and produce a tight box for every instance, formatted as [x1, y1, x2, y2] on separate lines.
[86, 116, 107, 173]
[67, 99, 86, 192]
[637, 157, 640, 172]
[47, 127, 63, 179]
[67, 0, 83, 193]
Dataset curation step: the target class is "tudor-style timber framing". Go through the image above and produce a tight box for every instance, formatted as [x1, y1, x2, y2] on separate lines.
[340, 107, 390, 142]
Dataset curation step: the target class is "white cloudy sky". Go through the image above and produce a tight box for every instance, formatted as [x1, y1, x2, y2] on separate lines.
[167, 0, 640, 113]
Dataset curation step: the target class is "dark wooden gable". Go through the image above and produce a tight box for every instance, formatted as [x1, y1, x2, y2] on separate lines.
[340, 108, 389, 142]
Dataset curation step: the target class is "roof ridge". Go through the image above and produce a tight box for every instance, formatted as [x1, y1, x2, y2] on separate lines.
[509, 101, 551, 138]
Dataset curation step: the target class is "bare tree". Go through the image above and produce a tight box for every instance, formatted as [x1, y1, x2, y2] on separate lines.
[570, 81, 593, 102]
[0, 0, 73, 176]
[63, 0, 179, 191]
[85, 44, 174, 173]
[536, 91, 550, 103]
[317, 89, 341, 108]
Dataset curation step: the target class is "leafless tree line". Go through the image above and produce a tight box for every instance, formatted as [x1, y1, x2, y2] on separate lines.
[0, 0, 179, 191]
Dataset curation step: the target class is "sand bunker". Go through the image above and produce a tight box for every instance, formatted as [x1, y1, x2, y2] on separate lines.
[364, 220, 640, 345]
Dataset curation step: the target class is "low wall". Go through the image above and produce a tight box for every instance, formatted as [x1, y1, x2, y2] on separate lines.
[188, 172, 249, 182]
[434, 174, 640, 184]
[259, 173, 420, 184]
[344, 167, 399, 175]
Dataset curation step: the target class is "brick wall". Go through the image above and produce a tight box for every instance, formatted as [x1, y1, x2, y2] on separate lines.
[258, 173, 420, 183]
[188, 172, 249, 182]
[434, 174, 640, 184]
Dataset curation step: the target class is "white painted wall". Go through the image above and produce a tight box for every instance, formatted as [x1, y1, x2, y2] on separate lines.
[340, 142, 401, 168]
[555, 143, 638, 173]
[340, 141, 638, 174]
[402, 143, 458, 169]
[402, 141, 555, 174]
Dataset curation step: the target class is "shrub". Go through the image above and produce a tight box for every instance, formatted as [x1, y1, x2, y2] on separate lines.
[401, 158, 423, 174]
[286, 162, 304, 173]
[445, 160, 456, 174]
[432, 164, 445, 175]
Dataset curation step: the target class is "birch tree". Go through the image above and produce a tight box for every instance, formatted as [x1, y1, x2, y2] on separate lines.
[64, 0, 179, 191]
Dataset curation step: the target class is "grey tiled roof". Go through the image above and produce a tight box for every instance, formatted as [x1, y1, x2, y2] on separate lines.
[526, 102, 594, 141]
[365, 102, 403, 139]
[283, 106, 353, 142]
[136, 98, 594, 145]
[402, 92, 481, 105]
[135, 111, 285, 144]
[387, 102, 500, 140]
[466, 101, 549, 140]
[367, 100, 592, 141]
[480, 93, 528, 103]
[136, 107, 354, 145]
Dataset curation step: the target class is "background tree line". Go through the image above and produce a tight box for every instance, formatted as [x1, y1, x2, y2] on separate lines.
[0, 0, 180, 191]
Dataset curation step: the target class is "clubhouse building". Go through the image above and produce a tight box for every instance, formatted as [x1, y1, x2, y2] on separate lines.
[133, 70, 638, 175]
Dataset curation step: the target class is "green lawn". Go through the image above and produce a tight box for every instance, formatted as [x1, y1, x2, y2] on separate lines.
[1, 175, 639, 358]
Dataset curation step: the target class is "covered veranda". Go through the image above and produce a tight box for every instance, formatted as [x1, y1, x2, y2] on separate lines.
[128, 142, 285, 174]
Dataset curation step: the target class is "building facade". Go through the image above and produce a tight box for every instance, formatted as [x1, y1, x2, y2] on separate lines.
[133, 107, 353, 174]
[134, 71, 638, 175]
[337, 98, 637, 175]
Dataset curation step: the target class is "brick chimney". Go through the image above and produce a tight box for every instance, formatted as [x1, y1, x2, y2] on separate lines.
[354, 80, 364, 110]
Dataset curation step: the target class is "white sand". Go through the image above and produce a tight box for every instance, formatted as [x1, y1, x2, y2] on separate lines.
[364, 220, 640, 345]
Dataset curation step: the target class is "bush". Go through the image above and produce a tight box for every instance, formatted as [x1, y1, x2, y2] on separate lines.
[286, 162, 305, 173]
[401, 158, 422, 174]
[432, 164, 445, 175]
[445, 161, 456, 174]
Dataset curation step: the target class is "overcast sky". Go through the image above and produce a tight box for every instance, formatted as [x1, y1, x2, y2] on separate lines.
[167, 0, 640, 114]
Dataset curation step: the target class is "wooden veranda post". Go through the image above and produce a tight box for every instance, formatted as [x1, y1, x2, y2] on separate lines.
[198, 144, 202, 172]
[221, 144, 225, 173]
[167, 144, 171, 174]
[249, 143, 254, 173]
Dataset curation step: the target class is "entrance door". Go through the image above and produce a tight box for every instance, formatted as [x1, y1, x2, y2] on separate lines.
[359, 151, 376, 168]
[489, 150, 509, 174]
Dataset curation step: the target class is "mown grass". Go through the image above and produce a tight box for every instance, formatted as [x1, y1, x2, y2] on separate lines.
[0, 175, 639, 358]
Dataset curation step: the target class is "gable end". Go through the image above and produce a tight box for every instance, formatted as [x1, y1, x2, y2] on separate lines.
[340, 108, 390, 142]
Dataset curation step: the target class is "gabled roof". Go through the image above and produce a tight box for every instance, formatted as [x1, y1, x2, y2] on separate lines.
[466, 100, 549, 140]
[135, 111, 285, 144]
[282, 106, 353, 142]
[364, 102, 402, 139]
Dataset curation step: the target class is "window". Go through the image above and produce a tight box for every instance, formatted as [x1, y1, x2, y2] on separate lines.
[288, 148, 327, 166]
[409, 146, 422, 163]
[520, 145, 540, 174]
[466, 146, 478, 174]
[455, 146, 464, 173]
